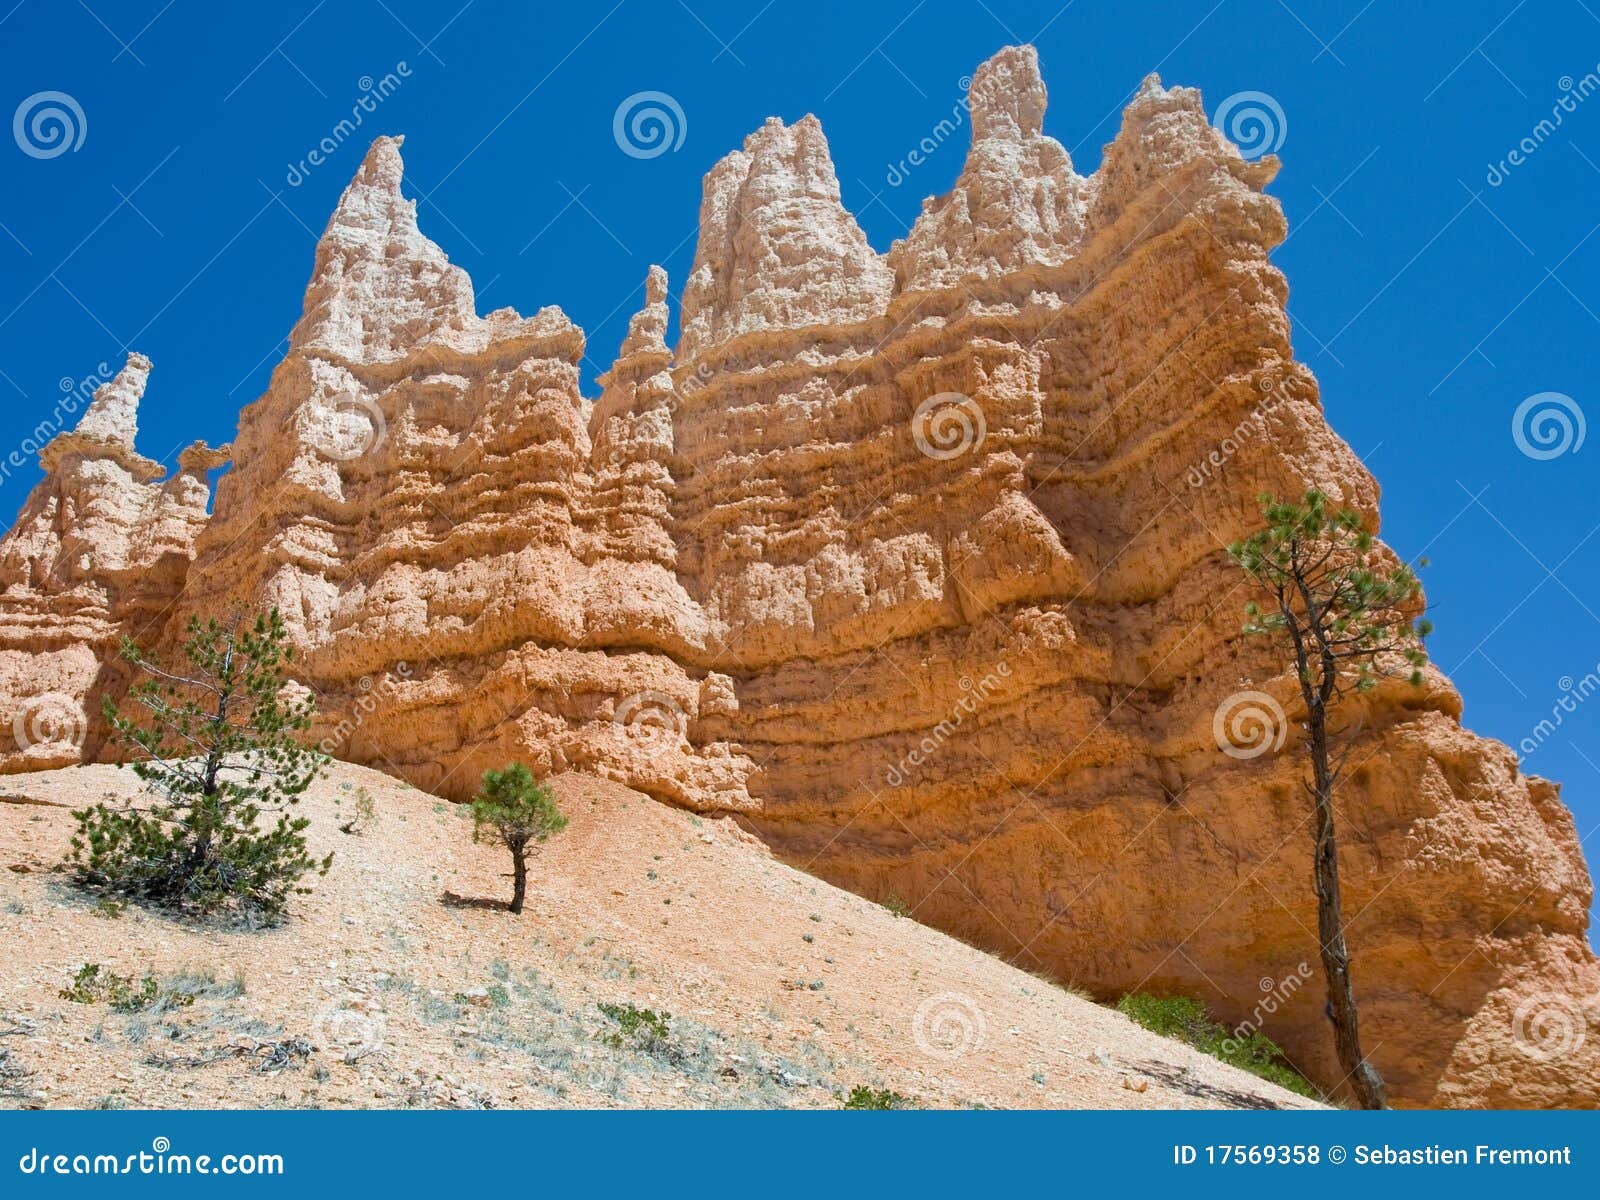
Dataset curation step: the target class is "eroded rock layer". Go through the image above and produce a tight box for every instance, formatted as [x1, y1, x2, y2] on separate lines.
[0, 352, 227, 771]
[1, 46, 1593, 1107]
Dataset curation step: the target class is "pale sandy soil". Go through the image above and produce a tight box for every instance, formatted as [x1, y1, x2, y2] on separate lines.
[0, 762, 1318, 1110]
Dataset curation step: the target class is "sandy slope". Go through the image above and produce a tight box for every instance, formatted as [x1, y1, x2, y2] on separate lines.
[0, 762, 1315, 1110]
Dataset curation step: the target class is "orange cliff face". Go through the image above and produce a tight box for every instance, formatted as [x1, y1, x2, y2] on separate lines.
[0, 46, 1594, 1108]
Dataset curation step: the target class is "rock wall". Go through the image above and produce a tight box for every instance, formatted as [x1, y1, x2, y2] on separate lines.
[1, 45, 1594, 1107]
[0, 352, 226, 770]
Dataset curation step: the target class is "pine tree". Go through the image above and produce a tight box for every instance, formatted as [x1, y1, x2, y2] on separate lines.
[1229, 490, 1431, 1110]
[469, 764, 567, 914]
[69, 609, 330, 923]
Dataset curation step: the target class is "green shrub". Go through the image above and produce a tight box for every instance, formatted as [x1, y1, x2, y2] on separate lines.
[59, 964, 197, 1014]
[842, 1084, 913, 1109]
[1115, 993, 1318, 1098]
[1115, 993, 1217, 1043]
[595, 1001, 671, 1053]
[880, 893, 911, 918]
[69, 609, 329, 923]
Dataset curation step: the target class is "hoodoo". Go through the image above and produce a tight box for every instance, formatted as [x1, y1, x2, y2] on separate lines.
[0, 46, 1594, 1108]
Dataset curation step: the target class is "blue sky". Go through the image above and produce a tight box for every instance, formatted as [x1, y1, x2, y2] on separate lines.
[1, 1, 1598, 925]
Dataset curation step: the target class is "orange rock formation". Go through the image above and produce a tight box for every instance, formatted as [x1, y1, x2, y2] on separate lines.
[1, 46, 1593, 1107]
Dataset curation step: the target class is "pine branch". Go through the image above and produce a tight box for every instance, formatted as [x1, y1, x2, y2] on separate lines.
[133, 661, 223, 696]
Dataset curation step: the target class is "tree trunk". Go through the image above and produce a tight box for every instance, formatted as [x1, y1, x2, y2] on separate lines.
[1307, 701, 1387, 1109]
[509, 847, 527, 915]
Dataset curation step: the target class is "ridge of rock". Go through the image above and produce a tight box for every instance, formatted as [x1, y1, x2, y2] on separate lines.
[0, 46, 1593, 1109]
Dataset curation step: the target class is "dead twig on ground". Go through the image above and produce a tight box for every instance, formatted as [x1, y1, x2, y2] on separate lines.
[144, 1036, 313, 1074]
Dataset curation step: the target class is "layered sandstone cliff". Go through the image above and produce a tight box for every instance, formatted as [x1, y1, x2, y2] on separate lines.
[0, 353, 227, 769]
[1, 46, 1594, 1107]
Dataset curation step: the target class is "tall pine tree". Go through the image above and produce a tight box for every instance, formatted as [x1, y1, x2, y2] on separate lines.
[1229, 491, 1431, 1109]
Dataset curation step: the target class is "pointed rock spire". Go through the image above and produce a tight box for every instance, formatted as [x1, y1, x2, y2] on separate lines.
[594, 265, 675, 450]
[888, 45, 1091, 295]
[595, 265, 674, 432]
[1, 352, 185, 618]
[678, 115, 891, 360]
[290, 135, 477, 363]
[1100, 71, 1221, 175]
[1090, 71, 1278, 231]
[619, 264, 671, 360]
[73, 351, 149, 449]
[40, 351, 162, 479]
[967, 42, 1048, 140]
[591, 264, 679, 569]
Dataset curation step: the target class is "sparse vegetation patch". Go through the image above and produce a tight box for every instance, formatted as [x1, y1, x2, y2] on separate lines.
[59, 963, 197, 1014]
[1116, 993, 1317, 1099]
[841, 1084, 914, 1109]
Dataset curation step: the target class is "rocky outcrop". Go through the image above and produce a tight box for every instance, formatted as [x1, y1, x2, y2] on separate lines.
[0, 354, 227, 770]
[889, 45, 1093, 292]
[679, 115, 893, 358]
[1, 47, 1594, 1108]
[162, 137, 753, 811]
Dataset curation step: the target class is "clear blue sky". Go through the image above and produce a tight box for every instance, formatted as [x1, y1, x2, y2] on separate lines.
[2, 1, 1597, 926]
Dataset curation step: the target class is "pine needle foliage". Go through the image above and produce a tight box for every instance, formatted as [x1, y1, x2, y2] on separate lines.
[69, 609, 330, 923]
